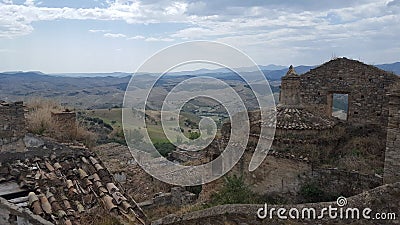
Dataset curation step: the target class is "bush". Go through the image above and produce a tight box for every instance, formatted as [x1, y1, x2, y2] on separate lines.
[186, 185, 202, 198]
[299, 182, 336, 203]
[153, 141, 175, 157]
[188, 132, 200, 140]
[211, 175, 258, 205]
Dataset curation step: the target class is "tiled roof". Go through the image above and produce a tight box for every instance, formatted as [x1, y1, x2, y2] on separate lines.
[0, 136, 147, 225]
[252, 106, 337, 130]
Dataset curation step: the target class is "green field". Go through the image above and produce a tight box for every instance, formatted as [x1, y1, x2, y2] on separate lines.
[85, 108, 219, 143]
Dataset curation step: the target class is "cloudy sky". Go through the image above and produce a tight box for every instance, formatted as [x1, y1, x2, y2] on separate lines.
[0, 0, 399, 73]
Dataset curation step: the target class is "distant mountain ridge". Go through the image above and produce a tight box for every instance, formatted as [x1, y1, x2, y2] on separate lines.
[3, 61, 398, 79]
[375, 62, 400, 75]
[0, 61, 399, 109]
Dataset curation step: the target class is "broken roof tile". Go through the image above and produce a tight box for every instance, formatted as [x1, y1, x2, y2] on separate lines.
[39, 194, 52, 214]
[45, 161, 55, 172]
[102, 194, 118, 212]
[78, 168, 88, 179]
[106, 182, 119, 194]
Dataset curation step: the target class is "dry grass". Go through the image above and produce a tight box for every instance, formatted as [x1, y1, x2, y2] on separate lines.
[79, 207, 123, 225]
[26, 98, 98, 148]
[26, 98, 62, 135]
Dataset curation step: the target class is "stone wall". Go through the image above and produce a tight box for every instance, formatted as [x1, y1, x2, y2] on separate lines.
[0, 101, 25, 146]
[152, 181, 400, 225]
[50, 110, 77, 141]
[296, 58, 399, 126]
[384, 82, 400, 184]
[279, 74, 301, 106]
[302, 168, 382, 198]
[139, 187, 196, 209]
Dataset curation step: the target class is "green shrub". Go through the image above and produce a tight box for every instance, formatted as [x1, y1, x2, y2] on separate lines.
[211, 175, 258, 205]
[153, 141, 175, 157]
[299, 182, 336, 203]
[186, 185, 202, 198]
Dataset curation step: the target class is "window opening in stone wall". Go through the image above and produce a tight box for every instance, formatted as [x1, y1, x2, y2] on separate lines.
[332, 93, 349, 120]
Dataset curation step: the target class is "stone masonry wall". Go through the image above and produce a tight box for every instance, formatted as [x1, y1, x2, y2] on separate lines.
[153, 181, 400, 225]
[384, 83, 400, 184]
[279, 75, 301, 106]
[298, 58, 399, 126]
[50, 111, 77, 141]
[0, 101, 25, 146]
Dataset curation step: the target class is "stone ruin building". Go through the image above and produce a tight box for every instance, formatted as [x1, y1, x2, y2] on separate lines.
[213, 57, 400, 202]
[153, 57, 400, 225]
[280, 58, 398, 126]
[277, 58, 400, 184]
[0, 102, 148, 225]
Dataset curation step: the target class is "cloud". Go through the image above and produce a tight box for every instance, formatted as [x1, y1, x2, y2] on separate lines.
[24, 0, 34, 7]
[0, 1, 188, 38]
[0, 0, 399, 65]
[88, 29, 109, 33]
[103, 32, 127, 38]
[145, 37, 174, 42]
[127, 35, 145, 40]
[2, 0, 12, 4]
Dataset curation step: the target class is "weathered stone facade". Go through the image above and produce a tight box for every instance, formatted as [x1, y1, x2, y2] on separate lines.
[50, 110, 77, 141]
[294, 58, 399, 125]
[384, 82, 400, 184]
[279, 65, 301, 106]
[0, 101, 25, 146]
[153, 181, 400, 225]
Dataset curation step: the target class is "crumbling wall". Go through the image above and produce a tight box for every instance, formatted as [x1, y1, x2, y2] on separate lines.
[0, 101, 25, 146]
[302, 168, 382, 198]
[279, 75, 301, 106]
[297, 58, 399, 125]
[384, 83, 400, 184]
[50, 111, 77, 140]
[139, 187, 196, 209]
[152, 181, 400, 225]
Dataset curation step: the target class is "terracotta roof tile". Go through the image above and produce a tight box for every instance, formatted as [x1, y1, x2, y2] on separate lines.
[0, 137, 147, 224]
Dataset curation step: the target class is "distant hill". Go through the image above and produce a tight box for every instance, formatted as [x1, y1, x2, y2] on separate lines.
[263, 65, 315, 80]
[1, 61, 398, 109]
[0, 71, 130, 109]
[376, 62, 400, 75]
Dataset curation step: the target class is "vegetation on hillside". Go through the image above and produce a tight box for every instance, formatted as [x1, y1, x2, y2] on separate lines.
[26, 98, 98, 148]
[210, 175, 260, 205]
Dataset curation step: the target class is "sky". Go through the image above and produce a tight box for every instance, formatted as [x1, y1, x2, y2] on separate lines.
[0, 0, 399, 73]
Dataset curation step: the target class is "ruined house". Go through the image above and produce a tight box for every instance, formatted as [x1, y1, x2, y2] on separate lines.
[216, 58, 400, 200]
[278, 58, 400, 184]
[285, 58, 399, 125]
